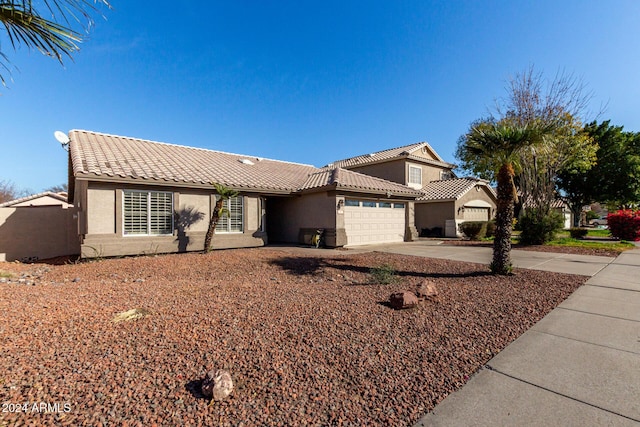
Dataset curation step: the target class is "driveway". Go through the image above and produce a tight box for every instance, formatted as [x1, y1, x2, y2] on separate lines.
[268, 241, 615, 277]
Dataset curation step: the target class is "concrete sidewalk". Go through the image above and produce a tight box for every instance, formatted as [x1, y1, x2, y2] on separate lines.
[414, 248, 640, 426]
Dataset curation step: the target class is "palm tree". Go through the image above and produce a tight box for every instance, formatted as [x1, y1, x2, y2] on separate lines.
[460, 120, 547, 274]
[203, 183, 240, 254]
[0, 0, 110, 84]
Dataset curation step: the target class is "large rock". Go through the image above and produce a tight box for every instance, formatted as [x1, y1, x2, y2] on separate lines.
[201, 369, 234, 401]
[389, 291, 419, 310]
[416, 280, 438, 300]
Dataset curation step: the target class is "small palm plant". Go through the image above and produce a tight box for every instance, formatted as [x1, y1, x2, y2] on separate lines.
[203, 183, 239, 253]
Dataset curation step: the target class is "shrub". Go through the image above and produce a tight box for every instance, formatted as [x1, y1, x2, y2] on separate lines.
[485, 220, 496, 238]
[569, 228, 589, 239]
[459, 221, 487, 240]
[585, 210, 600, 221]
[607, 210, 640, 241]
[369, 264, 397, 285]
[518, 209, 564, 245]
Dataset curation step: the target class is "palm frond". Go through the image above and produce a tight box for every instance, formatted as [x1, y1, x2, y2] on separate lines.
[0, 0, 111, 84]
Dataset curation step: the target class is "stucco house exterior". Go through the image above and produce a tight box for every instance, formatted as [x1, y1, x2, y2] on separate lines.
[327, 143, 497, 237]
[68, 130, 423, 258]
[0, 130, 498, 261]
[0, 192, 78, 262]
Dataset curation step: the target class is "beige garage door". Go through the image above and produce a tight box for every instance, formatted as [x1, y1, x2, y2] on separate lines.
[344, 200, 405, 245]
[463, 207, 490, 221]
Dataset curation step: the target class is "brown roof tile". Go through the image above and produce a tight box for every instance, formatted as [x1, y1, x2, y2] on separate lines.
[327, 142, 454, 169]
[417, 178, 496, 201]
[299, 168, 423, 197]
[69, 130, 318, 193]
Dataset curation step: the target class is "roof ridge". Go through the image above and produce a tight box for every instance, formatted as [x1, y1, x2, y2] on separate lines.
[330, 141, 426, 164]
[0, 191, 68, 207]
[69, 129, 316, 168]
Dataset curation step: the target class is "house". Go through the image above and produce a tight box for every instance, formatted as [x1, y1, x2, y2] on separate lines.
[417, 177, 497, 237]
[0, 192, 78, 262]
[0, 130, 496, 260]
[68, 130, 423, 258]
[327, 143, 497, 237]
[0, 191, 71, 208]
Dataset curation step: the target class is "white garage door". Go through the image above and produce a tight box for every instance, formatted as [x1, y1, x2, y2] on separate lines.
[344, 200, 405, 245]
[463, 207, 489, 221]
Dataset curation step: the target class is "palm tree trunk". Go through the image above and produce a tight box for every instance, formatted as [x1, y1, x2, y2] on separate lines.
[491, 162, 516, 275]
[203, 199, 224, 253]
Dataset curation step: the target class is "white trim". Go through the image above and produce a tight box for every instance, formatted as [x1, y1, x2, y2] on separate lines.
[408, 164, 422, 189]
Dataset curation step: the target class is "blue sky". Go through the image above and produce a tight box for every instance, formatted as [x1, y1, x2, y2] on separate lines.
[1, 1, 639, 193]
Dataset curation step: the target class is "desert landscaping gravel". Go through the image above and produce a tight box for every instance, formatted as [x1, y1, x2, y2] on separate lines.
[0, 248, 586, 426]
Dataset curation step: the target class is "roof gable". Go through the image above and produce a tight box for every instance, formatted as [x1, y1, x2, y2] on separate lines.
[0, 192, 70, 208]
[327, 142, 454, 170]
[299, 168, 423, 197]
[417, 178, 496, 202]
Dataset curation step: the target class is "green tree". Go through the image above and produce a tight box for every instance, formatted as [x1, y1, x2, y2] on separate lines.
[0, 0, 110, 84]
[558, 121, 640, 213]
[203, 183, 240, 254]
[457, 120, 547, 275]
[498, 67, 597, 223]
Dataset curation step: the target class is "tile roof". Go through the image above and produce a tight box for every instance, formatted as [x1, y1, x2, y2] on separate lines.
[0, 192, 69, 207]
[326, 142, 454, 169]
[299, 168, 423, 197]
[69, 130, 318, 193]
[69, 130, 420, 197]
[417, 177, 496, 201]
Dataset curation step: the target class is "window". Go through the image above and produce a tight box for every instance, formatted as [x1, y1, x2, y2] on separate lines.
[124, 190, 173, 235]
[440, 170, 453, 180]
[362, 201, 377, 208]
[408, 165, 422, 186]
[393, 203, 405, 209]
[379, 202, 392, 208]
[345, 199, 360, 207]
[216, 196, 243, 233]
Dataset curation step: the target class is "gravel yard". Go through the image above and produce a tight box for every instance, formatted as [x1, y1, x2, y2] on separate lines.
[0, 248, 586, 426]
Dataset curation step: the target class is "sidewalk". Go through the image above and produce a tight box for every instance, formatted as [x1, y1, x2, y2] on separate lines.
[414, 249, 640, 426]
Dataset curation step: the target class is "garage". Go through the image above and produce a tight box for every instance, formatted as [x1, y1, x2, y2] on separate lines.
[463, 206, 490, 221]
[343, 199, 405, 245]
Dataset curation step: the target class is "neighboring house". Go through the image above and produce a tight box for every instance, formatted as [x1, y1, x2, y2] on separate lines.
[518, 194, 574, 230]
[327, 143, 497, 237]
[416, 178, 497, 237]
[0, 192, 78, 262]
[0, 191, 71, 208]
[68, 130, 423, 258]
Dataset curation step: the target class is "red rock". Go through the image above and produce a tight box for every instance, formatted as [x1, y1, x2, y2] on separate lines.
[416, 280, 438, 300]
[201, 369, 234, 401]
[389, 291, 419, 310]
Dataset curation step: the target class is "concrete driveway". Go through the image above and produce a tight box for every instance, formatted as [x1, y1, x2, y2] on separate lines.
[343, 240, 615, 276]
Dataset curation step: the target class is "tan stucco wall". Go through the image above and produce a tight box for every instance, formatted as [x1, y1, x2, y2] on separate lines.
[0, 206, 79, 261]
[349, 160, 406, 184]
[87, 188, 116, 234]
[80, 182, 265, 258]
[178, 193, 210, 232]
[455, 186, 497, 220]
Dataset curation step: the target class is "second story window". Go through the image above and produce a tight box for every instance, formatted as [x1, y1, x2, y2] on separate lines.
[408, 165, 422, 186]
[440, 170, 454, 180]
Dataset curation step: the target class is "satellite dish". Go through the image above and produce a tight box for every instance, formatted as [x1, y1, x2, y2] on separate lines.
[54, 131, 70, 145]
[54, 131, 70, 151]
